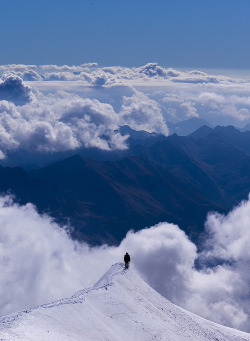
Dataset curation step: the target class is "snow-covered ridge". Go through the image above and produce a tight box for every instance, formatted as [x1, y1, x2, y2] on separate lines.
[0, 262, 250, 341]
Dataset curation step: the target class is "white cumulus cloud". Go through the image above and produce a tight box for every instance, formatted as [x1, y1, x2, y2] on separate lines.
[0, 74, 34, 105]
[120, 91, 169, 135]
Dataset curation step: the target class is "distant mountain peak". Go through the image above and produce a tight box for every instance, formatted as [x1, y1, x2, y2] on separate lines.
[167, 117, 214, 136]
[189, 125, 213, 138]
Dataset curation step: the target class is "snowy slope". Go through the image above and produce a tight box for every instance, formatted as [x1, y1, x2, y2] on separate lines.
[0, 263, 250, 341]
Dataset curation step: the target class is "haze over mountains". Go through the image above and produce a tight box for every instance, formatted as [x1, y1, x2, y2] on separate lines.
[0, 124, 250, 245]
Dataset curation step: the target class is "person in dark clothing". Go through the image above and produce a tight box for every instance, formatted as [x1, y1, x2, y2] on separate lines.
[124, 252, 130, 269]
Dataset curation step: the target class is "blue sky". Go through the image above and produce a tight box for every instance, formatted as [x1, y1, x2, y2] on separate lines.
[0, 0, 250, 68]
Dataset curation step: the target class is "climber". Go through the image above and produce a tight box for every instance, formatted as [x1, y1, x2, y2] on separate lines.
[124, 252, 130, 269]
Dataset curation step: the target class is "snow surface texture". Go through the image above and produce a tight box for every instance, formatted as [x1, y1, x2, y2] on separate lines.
[0, 263, 250, 341]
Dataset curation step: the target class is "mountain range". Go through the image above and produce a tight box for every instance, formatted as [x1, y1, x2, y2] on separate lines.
[1, 125, 250, 245]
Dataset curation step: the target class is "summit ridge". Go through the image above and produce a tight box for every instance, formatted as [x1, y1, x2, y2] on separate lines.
[0, 263, 250, 341]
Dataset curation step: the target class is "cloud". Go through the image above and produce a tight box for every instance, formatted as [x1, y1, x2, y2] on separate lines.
[0, 74, 34, 105]
[138, 62, 170, 78]
[92, 73, 108, 87]
[162, 94, 198, 121]
[204, 195, 250, 262]
[0, 90, 132, 157]
[39, 64, 92, 73]
[146, 79, 250, 125]
[100, 63, 232, 84]
[27, 62, 248, 126]
[1, 195, 250, 332]
[120, 91, 169, 135]
[121, 223, 197, 303]
[0, 64, 37, 73]
[19, 70, 43, 81]
[43, 72, 80, 81]
[184, 198, 250, 331]
[172, 70, 223, 84]
[50, 95, 128, 150]
[0, 63, 235, 87]
[194, 91, 250, 124]
[35, 62, 229, 86]
[0, 79, 173, 159]
[3, 63, 248, 126]
[125, 197, 250, 332]
[0, 65, 42, 82]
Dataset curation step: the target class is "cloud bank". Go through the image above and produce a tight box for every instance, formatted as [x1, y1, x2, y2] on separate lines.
[0, 62, 234, 85]
[0, 63, 250, 162]
[1, 195, 250, 332]
[0, 73, 171, 160]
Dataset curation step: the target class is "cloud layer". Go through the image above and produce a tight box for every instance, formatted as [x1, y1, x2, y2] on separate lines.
[1, 195, 250, 332]
[0, 63, 250, 162]
[0, 62, 234, 85]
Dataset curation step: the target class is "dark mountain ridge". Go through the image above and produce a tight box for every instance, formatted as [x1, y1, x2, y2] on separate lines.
[1, 125, 250, 245]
